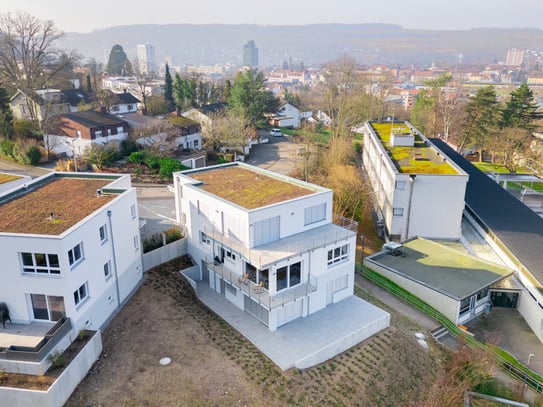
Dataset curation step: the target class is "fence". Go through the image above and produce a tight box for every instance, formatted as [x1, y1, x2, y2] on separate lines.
[357, 264, 543, 393]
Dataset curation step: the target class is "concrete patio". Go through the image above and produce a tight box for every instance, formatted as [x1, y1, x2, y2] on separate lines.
[195, 282, 390, 370]
[0, 321, 53, 348]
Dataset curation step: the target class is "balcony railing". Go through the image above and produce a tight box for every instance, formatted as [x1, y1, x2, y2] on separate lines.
[206, 261, 317, 311]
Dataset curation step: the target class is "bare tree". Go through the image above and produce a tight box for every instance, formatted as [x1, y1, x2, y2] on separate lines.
[131, 58, 153, 113]
[201, 111, 250, 153]
[0, 12, 79, 120]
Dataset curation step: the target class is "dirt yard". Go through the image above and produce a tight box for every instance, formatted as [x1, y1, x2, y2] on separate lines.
[64, 255, 449, 407]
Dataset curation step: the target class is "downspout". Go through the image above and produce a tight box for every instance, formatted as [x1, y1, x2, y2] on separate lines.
[404, 174, 416, 241]
[107, 210, 121, 308]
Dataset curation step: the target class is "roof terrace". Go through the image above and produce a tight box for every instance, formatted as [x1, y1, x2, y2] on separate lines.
[188, 165, 316, 209]
[0, 175, 120, 235]
[370, 122, 458, 175]
[0, 173, 21, 185]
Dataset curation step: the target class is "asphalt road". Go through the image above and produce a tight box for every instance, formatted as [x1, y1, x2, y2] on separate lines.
[248, 133, 299, 176]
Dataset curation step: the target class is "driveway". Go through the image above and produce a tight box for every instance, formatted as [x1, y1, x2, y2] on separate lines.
[248, 133, 299, 176]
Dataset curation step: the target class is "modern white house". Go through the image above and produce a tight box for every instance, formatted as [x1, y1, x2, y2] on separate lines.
[0, 172, 143, 339]
[361, 120, 468, 241]
[173, 162, 363, 331]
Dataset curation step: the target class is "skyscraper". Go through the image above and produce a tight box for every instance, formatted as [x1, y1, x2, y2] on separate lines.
[506, 48, 524, 67]
[137, 43, 156, 75]
[243, 40, 258, 68]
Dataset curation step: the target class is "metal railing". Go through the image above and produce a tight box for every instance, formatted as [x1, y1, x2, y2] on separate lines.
[206, 260, 317, 311]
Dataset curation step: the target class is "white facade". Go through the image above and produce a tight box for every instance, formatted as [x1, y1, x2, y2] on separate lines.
[174, 163, 357, 331]
[0, 173, 143, 335]
[44, 129, 129, 158]
[362, 121, 468, 241]
[137, 43, 157, 75]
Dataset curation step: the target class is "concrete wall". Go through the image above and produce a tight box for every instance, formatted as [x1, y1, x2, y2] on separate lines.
[365, 258, 459, 322]
[142, 237, 188, 272]
[0, 330, 102, 407]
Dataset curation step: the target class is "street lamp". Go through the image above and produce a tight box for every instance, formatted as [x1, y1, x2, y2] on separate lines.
[523, 353, 535, 401]
[360, 235, 366, 264]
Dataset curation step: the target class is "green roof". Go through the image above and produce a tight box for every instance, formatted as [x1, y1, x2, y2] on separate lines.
[370, 122, 458, 175]
[370, 237, 513, 300]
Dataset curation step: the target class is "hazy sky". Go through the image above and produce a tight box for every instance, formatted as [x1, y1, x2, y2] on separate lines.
[3, 0, 542, 33]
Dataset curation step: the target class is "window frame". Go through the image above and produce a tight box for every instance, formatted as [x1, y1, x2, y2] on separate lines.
[327, 244, 349, 267]
[21, 252, 61, 275]
[73, 282, 89, 307]
[104, 260, 112, 280]
[99, 224, 108, 243]
[392, 207, 404, 216]
[68, 243, 84, 267]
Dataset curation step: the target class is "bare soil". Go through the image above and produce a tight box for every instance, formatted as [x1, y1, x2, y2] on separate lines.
[65, 256, 448, 407]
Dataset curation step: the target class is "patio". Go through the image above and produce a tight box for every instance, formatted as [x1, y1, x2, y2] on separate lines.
[0, 321, 54, 348]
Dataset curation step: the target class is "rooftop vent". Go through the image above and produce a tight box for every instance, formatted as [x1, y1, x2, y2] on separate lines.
[96, 188, 102, 197]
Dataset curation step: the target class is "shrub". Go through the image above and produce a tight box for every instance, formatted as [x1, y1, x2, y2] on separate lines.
[144, 154, 160, 170]
[13, 143, 42, 165]
[0, 139, 15, 158]
[128, 150, 147, 164]
[47, 350, 64, 368]
[82, 144, 117, 170]
[164, 227, 183, 244]
[120, 138, 140, 156]
[158, 157, 188, 178]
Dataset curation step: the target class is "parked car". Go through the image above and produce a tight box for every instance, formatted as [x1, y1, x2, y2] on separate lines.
[270, 128, 282, 137]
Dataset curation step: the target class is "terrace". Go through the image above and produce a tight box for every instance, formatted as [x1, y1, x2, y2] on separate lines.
[0, 173, 21, 185]
[188, 164, 316, 209]
[370, 122, 458, 175]
[0, 174, 121, 235]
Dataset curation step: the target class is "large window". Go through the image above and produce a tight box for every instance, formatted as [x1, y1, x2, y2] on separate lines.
[276, 261, 302, 291]
[327, 244, 349, 266]
[30, 294, 65, 321]
[304, 203, 326, 225]
[21, 252, 60, 275]
[74, 282, 89, 306]
[68, 243, 83, 267]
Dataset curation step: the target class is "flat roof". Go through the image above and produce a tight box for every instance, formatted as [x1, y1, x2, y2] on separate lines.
[0, 173, 21, 185]
[368, 237, 513, 300]
[369, 121, 458, 175]
[0, 175, 119, 235]
[187, 164, 316, 209]
[432, 138, 543, 291]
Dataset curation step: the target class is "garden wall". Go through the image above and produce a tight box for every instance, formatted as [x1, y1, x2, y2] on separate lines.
[0, 330, 102, 407]
[142, 237, 188, 272]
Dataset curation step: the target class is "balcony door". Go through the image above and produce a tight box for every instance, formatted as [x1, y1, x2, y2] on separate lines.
[30, 294, 65, 321]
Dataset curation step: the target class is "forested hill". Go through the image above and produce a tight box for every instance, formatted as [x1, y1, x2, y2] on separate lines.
[59, 24, 543, 67]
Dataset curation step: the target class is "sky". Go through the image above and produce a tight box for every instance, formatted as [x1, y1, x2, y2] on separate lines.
[3, 0, 543, 33]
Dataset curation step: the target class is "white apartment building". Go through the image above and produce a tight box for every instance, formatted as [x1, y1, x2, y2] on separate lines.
[174, 162, 358, 331]
[0, 172, 143, 335]
[137, 43, 157, 75]
[361, 120, 468, 241]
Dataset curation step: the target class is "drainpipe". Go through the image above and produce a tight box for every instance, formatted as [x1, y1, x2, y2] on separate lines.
[404, 174, 416, 241]
[107, 210, 121, 308]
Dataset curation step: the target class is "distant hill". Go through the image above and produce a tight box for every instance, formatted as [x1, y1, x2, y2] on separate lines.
[58, 24, 543, 67]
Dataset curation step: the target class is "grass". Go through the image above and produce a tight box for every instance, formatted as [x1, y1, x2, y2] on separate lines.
[370, 122, 458, 175]
[281, 128, 331, 144]
[0, 173, 21, 185]
[190, 166, 315, 209]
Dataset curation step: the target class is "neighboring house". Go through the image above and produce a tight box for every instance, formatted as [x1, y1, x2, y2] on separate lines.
[10, 88, 90, 122]
[44, 111, 129, 158]
[361, 119, 468, 241]
[106, 90, 141, 114]
[182, 102, 227, 131]
[0, 172, 143, 370]
[268, 102, 310, 129]
[173, 162, 365, 331]
[366, 237, 513, 326]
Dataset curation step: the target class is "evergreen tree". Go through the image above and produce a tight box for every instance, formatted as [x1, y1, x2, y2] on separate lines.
[163, 63, 174, 110]
[228, 69, 279, 128]
[106, 44, 132, 76]
[501, 83, 542, 130]
[86, 74, 92, 92]
[0, 84, 14, 138]
[460, 86, 501, 161]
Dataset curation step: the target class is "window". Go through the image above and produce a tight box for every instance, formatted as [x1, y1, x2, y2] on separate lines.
[276, 262, 301, 291]
[107, 128, 112, 136]
[117, 126, 124, 134]
[304, 203, 326, 225]
[95, 130, 103, 138]
[21, 252, 60, 275]
[104, 261, 112, 279]
[99, 224, 108, 243]
[112, 105, 120, 112]
[68, 243, 83, 267]
[133, 236, 140, 251]
[327, 244, 349, 266]
[224, 247, 236, 261]
[127, 104, 134, 111]
[193, 139, 199, 148]
[30, 294, 65, 321]
[76, 130, 81, 137]
[395, 181, 406, 190]
[130, 204, 136, 219]
[393, 207, 404, 216]
[73, 282, 88, 306]
[200, 231, 211, 245]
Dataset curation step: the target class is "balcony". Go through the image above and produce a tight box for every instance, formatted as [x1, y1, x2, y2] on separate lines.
[206, 261, 317, 310]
